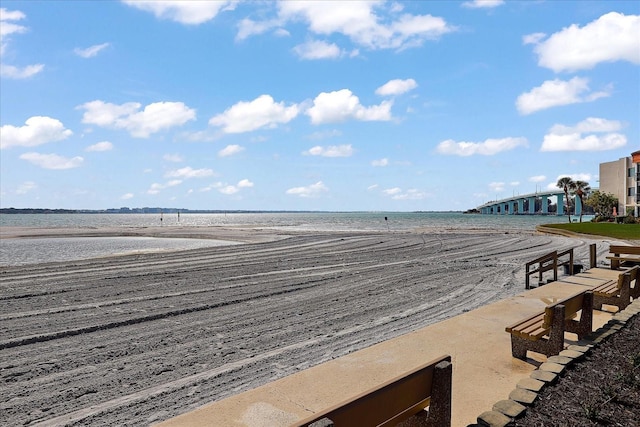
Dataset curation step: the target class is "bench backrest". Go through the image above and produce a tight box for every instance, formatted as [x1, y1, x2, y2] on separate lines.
[628, 266, 640, 298]
[610, 245, 640, 256]
[294, 355, 452, 427]
[543, 290, 587, 329]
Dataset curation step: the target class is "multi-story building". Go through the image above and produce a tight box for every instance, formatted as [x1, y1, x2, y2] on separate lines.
[599, 150, 640, 217]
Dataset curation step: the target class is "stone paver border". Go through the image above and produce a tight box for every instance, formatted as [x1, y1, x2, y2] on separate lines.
[473, 298, 640, 427]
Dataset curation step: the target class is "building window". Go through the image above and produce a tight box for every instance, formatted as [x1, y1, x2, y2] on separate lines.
[628, 187, 636, 197]
[629, 167, 636, 178]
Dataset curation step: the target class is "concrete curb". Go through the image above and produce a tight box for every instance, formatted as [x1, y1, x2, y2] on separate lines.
[472, 298, 640, 427]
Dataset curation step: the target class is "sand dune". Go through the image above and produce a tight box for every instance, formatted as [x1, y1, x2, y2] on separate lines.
[0, 227, 614, 426]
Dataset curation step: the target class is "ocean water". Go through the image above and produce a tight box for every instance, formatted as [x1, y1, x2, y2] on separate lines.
[0, 212, 589, 266]
[0, 211, 588, 231]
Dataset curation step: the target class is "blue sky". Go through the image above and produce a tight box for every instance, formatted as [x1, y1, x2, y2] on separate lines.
[1, 1, 638, 211]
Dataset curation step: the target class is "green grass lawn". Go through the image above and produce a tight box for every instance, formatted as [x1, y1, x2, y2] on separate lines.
[543, 222, 640, 240]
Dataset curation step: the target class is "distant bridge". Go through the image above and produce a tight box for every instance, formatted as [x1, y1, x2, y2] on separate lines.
[476, 190, 586, 215]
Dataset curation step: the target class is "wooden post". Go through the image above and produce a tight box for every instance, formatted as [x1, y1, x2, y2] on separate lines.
[589, 243, 596, 269]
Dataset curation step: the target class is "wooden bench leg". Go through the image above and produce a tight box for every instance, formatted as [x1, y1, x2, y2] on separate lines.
[565, 291, 593, 340]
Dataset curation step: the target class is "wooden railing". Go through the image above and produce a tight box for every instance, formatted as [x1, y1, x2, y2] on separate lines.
[525, 248, 575, 289]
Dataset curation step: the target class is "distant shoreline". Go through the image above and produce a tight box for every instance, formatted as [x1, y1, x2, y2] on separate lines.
[0, 208, 462, 215]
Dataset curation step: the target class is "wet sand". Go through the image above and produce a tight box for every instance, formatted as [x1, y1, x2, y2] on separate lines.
[0, 226, 615, 426]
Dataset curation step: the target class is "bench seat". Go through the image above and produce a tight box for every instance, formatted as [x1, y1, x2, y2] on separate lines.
[592, 280, 618, 297]
[606, 256, 640, 272]
[607, 245, 640, 270]
[593, 267, 637, 311]
[505, 312, 547, 341]
[505, 290, 593, 360]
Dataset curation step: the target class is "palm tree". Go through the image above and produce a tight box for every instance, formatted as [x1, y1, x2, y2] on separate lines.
[572, 180, 591, 223]
[557, 177, 574, 223]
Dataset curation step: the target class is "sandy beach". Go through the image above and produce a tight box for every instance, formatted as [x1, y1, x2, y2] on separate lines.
[0, 226, 616, 426]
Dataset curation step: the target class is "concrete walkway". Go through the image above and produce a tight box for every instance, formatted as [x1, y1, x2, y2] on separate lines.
[157, 268, 621, 427]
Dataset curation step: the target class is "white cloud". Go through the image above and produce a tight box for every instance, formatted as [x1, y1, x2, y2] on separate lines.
[0, 63, 44, 79]
[85, 141, 113, 152]
[20, 152, 84, 169]
[121, 0, 236, 25]
[163, 153, 183, 162]
[541, 117, 627, 152]
[218, 179, 254, 195]
[382, 187, 427, 200]
[0, 8, 27, 36]
[529, 175, 547, 183]
[375, 78, 417, 96]
[147, 180, 182, 195]
[531, 12, 640, 72]
[165, 166, 215, 179]
[236, 17, 279, 40]
[286, 181, 328, 198]
[307, 89, 392, 124]
[372, 158, 389, 167]
[516, 77, 611, 115]
[305, 144, 354, 157]
[218, 144, 245, 157]
[121, 193, 134, 200]
[275, 1, 454, 51]
[0, 8, 45, 79]
[74, 42, 110, 58]
[522, 32, 546, 45]
[293, 40, 343, 60]
[383, 187, 402, 196]
[1, 116, 73, 149]
[436, 137, 528, 156]
[209, 95, 299, 133]
[462, 0, 505, 9]
[16, 181, 37, 194]
[219, 185, 239, 195]
[567, 117, 624, 133]
[79, 100, 139, 126]
[79, 100, 196, 138]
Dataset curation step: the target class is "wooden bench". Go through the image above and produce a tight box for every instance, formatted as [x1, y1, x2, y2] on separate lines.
[294, 355, 452, 427]
[606, 245, 640, 270]
[593, 267, 638, 311]
[524, 248, 575, 289]
[505, 290, 593, 360]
